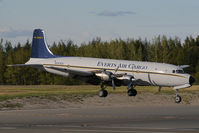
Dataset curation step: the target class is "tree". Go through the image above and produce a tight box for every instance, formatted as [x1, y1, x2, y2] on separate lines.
[0, 39, 5, 84]
[0, 35, 199, 84]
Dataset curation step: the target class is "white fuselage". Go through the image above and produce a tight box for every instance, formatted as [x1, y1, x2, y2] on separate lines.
[26, 57, 191, 89]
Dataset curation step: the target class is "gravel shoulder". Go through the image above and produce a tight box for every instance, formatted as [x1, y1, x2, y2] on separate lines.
[1, 91, 199, 110]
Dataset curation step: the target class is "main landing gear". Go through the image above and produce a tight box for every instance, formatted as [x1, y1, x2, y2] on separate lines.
[98, 84, 108, 97]
[127, 88, 137, 96]
[98, 82, 138, 98]
[175, 89, 182, 103]
[98, 88, 138, 97]
[127, 83, 137, 96]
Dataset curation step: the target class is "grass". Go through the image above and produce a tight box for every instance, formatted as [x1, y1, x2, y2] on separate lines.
[0, 102, 22, 109]
[0, 85, 198, 101]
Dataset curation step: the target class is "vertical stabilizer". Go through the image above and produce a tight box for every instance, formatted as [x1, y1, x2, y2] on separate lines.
[31, 29, 56, 58]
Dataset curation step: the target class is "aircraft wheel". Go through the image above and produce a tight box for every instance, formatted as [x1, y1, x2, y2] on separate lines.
[175, 95, 182, 103]
[128, 89, 137, 96]
[99, 90, 108, 97]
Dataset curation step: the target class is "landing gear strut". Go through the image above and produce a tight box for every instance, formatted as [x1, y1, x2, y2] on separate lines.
[175, 89, 182, 103]
[98, 83, 108, 97]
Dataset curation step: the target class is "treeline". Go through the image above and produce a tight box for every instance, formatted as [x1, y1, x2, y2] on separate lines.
[0, 35, 199, 85]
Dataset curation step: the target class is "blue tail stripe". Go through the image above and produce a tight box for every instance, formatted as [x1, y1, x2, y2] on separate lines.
[31, 29, 56, 58]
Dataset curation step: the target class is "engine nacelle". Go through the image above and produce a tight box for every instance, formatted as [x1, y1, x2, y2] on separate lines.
[117, 74, 133, 85]
[95, 72, 134, 86]
[95, 71, 112, 81]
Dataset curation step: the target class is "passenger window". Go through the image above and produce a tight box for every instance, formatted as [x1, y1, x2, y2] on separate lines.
[172, 70, 175, 73]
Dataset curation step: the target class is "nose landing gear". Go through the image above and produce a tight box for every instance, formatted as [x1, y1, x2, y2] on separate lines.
[175, 95, 182, 103]
[175, 89, 182, 103]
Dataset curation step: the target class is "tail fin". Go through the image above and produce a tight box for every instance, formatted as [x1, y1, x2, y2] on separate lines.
[31, 29, 56, 58]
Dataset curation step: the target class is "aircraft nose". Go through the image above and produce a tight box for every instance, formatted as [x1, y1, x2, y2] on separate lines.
[189, 76, 195, 85]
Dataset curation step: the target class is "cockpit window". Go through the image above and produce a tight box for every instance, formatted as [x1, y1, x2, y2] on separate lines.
[172, 70, 184, 74]
[176, 70, 184, 74]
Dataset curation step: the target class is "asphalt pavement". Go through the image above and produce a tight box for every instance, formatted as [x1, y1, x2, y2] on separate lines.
[0, 105, 199, 133]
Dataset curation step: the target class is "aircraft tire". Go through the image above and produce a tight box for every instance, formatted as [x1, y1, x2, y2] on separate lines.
[128, 89, 137, 96]
[99, 90, 108, 97]
[175, 95, 182, 103]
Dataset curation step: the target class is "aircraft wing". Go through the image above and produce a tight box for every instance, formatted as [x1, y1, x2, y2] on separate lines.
[44, 66, 94, 77]
[9, 64, 150, 86]
[131, 78, 151, 86]
[9, 64, 93, 77]
[36, 66, 150, 86]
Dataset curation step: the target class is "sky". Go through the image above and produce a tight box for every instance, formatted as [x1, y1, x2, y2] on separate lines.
[0, 0, 199, 45]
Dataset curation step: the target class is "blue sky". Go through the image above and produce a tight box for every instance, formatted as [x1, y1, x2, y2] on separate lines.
[0, 0, 199, 45]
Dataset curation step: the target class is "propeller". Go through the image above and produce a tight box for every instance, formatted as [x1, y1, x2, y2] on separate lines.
[111, 66, 120, 90]
[98, 66, 119, 90]
[114, 66, 119, 74]
[111, 77, 116, 90]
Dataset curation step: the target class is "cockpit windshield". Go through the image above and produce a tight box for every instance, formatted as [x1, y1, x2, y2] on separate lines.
[173, 69, 184, 74]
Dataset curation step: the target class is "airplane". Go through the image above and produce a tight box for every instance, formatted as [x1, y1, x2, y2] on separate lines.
[10, 29, 195, 103]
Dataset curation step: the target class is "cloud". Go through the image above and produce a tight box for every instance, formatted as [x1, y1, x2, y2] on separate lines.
[0, 27, 32, 38]
[97, 10, 136, 17]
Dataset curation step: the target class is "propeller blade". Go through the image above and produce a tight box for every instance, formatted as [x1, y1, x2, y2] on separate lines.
[114, 66, 120, 74]
[158, 86, 162, 92]
[128, 81, 132, 89]
[112, 79, 116, 90]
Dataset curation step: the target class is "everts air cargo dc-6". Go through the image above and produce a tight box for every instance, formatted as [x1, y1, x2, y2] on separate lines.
[11, 29, 195, 103]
